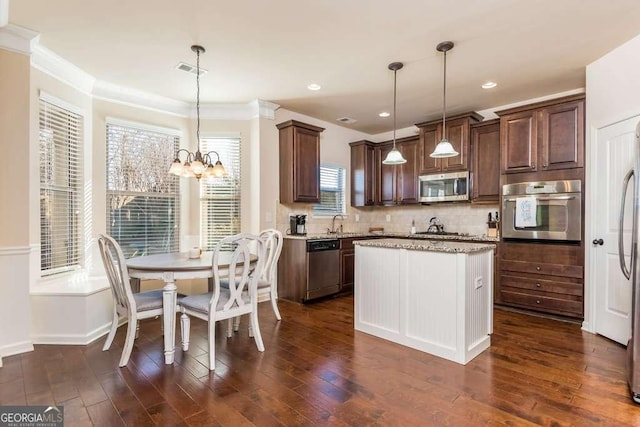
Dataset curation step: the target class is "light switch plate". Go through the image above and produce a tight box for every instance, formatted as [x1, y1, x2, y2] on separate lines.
[265, 212, 272, 223]
[385, 214, 391, 222]
[355, 214, 360, 222]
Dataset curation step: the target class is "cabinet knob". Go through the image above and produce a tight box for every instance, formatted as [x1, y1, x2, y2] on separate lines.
[543, 164, 548, 168]
[592, 238, 604, 246]
[532, 162, 536, 169]
[536, 300, 541, 304]
[536, 283, 541, 287]
[536, 266, 541, 271]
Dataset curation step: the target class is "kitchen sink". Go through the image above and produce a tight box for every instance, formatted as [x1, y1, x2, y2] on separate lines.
[414, 231, 463, 236]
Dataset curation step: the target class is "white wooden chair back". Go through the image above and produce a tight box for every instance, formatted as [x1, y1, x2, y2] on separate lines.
[98, 233, 135, 313]
[259, 229, 283, 285]
[211, 233, 266, 315]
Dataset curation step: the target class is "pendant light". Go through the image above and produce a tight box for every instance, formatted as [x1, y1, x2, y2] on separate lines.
[169, 45, 227, 179]
[382, 62, 407, 165]
[430, 41, 459, 158]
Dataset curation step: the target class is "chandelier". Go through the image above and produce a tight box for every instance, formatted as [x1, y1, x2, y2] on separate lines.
[169, 45, 227, 179]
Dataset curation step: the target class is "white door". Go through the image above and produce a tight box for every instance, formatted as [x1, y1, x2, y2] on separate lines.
[593, 117, 638, 344]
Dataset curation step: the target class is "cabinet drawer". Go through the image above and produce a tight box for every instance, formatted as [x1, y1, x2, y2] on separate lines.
[500, 260, 583, 279]
[500, 274, 582, 296]
[500, 289, 583, 317]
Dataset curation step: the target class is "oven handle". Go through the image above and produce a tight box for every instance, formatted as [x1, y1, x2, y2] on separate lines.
[503, 196, 576, 202]
[619, 169, 635, 280]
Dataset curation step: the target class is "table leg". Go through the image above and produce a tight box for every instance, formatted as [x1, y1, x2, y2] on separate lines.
[162, 272, 177, 364]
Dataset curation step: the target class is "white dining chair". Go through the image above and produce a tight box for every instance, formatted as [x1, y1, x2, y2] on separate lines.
[256, 229, 284, 320]
[98, 234, 165, 367]
[178, 233, 266, 371]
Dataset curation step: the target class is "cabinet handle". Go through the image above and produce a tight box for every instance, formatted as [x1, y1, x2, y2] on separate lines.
[536, 266, 541, 271]
[543, 164, 548, 168]
[536, 283, 541, 287]
[536, 300, 541, 304]
[532, 162, 536, 169]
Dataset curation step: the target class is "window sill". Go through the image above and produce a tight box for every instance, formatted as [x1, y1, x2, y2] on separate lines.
[31, 270, 110, 296]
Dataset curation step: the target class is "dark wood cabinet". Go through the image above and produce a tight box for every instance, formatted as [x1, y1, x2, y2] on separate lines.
[277, 120, 324, 203]
[470, 119, 500, 203]
[497, 241, 584, 318]
[498, 95, 584, 174]
[340, 238, 356, 291]
[396, 136, 420, 204]
[349, 140, 376, 207]
[375, 142, 397, 205]
[416, 112, 483, 174]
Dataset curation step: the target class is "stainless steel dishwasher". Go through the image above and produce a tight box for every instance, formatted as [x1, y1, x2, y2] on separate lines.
[306, 239, 340, 301]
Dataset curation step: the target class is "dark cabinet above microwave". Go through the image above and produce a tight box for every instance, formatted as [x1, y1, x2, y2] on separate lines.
[416, 112, 483, 174]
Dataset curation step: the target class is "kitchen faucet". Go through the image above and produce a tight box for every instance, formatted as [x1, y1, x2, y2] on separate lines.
[329, 214, 344, 234]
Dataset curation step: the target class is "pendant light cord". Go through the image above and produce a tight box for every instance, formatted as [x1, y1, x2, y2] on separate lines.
[393, 68, 397, 147]
[196, 48, 201, 154]
[442, 49, 447, 140]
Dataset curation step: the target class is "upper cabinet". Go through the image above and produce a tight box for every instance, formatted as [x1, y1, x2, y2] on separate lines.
[277, 120, 325, 203]
[349, 140, 376, 207]
[416, 112, 483, 174]
[470, 119, 500, 203]
[497, 95, 584, 174]
[349, 136, 419, 207]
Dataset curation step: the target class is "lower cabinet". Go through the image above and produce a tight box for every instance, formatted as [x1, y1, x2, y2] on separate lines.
[340, 238, 357, 291]
[497, 241, 584, 318]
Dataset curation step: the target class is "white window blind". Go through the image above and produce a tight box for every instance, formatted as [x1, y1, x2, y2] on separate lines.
[39, 98, 83, 275]
[313, 165, 346, 216]
[200, 137, 241, 250]
[106, 122, 180, 258]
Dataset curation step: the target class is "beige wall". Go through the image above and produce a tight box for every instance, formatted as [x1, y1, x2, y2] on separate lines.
[0, 49, 31, 246]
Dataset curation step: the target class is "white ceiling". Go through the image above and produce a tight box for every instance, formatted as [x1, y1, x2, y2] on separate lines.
[9, 0, 640, 134]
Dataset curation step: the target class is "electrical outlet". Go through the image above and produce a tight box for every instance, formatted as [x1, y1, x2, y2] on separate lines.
[385, 214, 391, 222]
[474, 277, 483, 289]
[265, 212, 272, 223]
[355, 214, 360, 222]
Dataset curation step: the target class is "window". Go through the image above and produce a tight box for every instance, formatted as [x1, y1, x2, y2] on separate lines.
[200, 137, 241, 250]
[106, 120, 180, 258]
[39, 96, 83, 275]
[313, 165, 346, 216]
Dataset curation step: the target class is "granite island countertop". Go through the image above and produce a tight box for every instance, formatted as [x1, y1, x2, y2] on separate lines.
[354, 238, 495, 254]
[284, 231, 499, 243]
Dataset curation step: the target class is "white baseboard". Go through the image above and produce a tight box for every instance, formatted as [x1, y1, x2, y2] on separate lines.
[31, 319, 126, 346]
[0, 340, 34, 358]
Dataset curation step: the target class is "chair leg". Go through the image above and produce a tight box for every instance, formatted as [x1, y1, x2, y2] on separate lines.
[226, 319, 233, 338]
[233, 316, 240, 332]
[270, 290, 282, 321]
[208, 319, 216, 371]
[180, 313, 190, 351]
[103, 306, 119, 351]
[120, 316, 138, 367]
[250, 310, 265, 352]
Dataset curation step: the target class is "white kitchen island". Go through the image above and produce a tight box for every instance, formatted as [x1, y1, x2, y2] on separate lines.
[354, 238, 495, 365]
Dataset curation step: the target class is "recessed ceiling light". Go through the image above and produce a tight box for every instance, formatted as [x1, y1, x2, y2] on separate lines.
[482, 81, 497, 89]
[307, 83, 321, 91]
[379, 112, 390, 118]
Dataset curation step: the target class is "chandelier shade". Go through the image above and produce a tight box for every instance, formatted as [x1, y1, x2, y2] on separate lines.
[430, 41, 459, 159]
[382, 62, 407, 165]
[169, 45, 227, 180]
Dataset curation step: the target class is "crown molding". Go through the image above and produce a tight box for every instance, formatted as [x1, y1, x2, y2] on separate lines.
[93, 79, 190, 117]
[31, 44, 95, 95]
[0, 24, 39, 55]
[250, 99, 280, 120]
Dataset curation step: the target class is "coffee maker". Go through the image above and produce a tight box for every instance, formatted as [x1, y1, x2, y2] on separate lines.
[289, 214, 307, 235]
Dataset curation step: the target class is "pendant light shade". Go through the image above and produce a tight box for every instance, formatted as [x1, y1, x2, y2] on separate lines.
[430, 41, 459, 159]
[382, 62, 407, 165]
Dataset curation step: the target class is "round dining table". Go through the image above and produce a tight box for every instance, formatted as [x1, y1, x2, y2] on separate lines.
[126, 251, 256, 365]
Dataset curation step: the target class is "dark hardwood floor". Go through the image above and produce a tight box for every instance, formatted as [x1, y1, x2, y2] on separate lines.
[2, 295, 640, 426]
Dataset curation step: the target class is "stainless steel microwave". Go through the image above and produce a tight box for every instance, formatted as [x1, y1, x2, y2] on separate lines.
[418, 171, 469, 203]
[501, 180, 582, 241]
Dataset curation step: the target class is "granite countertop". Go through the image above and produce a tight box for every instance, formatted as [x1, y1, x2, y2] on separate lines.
[284, 231, 499, 243]
[354, 238, 496, 254]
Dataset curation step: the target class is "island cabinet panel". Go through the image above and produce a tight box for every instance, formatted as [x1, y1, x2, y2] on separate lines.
[498, 241, 584, 318]
[470, 119, 500, 203]
[277, 120, 324, 203]
[355, 243, 493, 365]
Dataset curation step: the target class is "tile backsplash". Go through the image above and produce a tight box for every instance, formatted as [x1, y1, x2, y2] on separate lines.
[277, 202, 500, 237]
